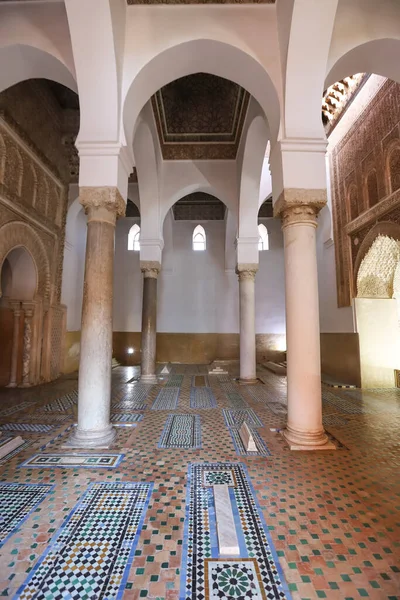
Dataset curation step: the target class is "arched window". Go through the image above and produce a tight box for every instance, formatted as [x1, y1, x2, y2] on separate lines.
[192, 225, 206, 251]
[128, 224, 140, 251]
[258, 224, 269, 251]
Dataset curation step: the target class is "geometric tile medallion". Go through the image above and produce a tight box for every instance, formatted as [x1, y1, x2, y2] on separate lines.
[190, 387, 217, 409]
[181, 463, 290, 599]
[15, 481, 152, 600]
[19, 453, 124, 469]
[0, 436, 32, 465]
[227, 427, 271, 457]
[223, 409, 263, 428]
[0, 423, 55, 432]
[158, 414, 201, 449]
[151, 387, 180, 410]
[0, 482, 53, 548]
[205, 559, 267, 599]
[42, 391, 78, 412]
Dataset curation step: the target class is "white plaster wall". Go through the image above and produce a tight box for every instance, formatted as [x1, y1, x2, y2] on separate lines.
[111, 214, 286, 334]
[255, 218, 286, 334]
[113, 217, 143, 331]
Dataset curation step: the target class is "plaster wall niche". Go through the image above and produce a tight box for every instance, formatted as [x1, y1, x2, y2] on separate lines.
[354, 236, 400, 388]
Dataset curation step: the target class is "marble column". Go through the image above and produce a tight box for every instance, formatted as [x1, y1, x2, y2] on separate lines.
[67, 187, 125, 448]
[7, 301, 21, 388]
[237, 264, 258, 384]
[21, 302, 35, 387]
[140, 263, 160, 384]
[277, 191, 335, 450]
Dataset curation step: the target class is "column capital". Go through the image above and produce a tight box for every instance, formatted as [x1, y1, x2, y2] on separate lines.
[80, 186, 126, 224]
[273, 188, 327, 228]
[21, 301, 35, 318]
[9, 300, 21, 314]
[141, 261, 161, 279]
[236, 263, 258, 281]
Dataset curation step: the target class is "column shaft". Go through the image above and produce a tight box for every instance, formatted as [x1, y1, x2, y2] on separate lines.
[237, 266, 258, 384]
[7, 302, 21, 388]
[21, 304, 34, 387]
[68, 187, 125, 448]
[279, 198, 334, 450]
[140, 265, 159, 384]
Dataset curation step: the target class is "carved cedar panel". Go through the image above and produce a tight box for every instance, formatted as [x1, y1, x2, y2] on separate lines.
[330, 79, 400, 306]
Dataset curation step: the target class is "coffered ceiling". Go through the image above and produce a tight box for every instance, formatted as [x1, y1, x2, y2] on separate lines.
[152, 73, 250, 160]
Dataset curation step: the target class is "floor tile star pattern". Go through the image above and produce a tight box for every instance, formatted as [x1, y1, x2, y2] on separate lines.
[0, 364, 399, 600]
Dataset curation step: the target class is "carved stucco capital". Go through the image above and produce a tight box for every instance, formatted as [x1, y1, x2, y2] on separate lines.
[236, 263, 258, 281]
[80, 186, 126, 225]
[140, 261, 161, 279]
[273, 188, 327, 229]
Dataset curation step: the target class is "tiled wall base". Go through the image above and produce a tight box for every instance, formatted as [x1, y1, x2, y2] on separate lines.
[15, 481, 152, 600]
[0, 483, 53, 547]
[159, 414, 201, 449]
[181, 463, 290, 600]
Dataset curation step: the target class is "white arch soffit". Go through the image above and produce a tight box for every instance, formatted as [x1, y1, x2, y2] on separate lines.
[239, 114, 269, 238]
[284, 0, 339, 139]
[65, 0, 122, 142]
[123, 39, 281, 151]
[0, 44, 77, 94]
[134, 118, 160, 239]
[326, 39, 400, 89]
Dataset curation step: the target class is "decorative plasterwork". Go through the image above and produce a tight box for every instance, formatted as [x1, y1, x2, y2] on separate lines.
[152, 74, 250, 160]
[322, 74, 368, 135]
[173, 192, 225, 220]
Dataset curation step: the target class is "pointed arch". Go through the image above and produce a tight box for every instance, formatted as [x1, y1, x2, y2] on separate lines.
[192, 225, 206, 252]
[128, 223, 140, 251]
[258, 224, 269, 251]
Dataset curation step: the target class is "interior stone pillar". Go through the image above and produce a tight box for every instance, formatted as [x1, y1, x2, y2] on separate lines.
[237, 264, 258, 384]
[21, 302, 35, 387]
[67, 187, 125, 448]
[276, 190, 335, 450]
[140, 262, 160, 384]
[7, 300, 21, 388]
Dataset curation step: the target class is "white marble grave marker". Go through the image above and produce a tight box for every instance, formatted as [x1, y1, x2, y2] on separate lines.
[213, 484, 240, 555]
[239, 422, 257, 452]
[0, 435, 25, 459]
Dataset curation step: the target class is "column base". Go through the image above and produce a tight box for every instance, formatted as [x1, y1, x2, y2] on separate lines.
[237, 377, 258, 385]
[6, 382, 17, 388]
[140, 374, 158, 384]
[20, 382, 33, 388]
[281, 425, 336, 451]
[63, 423, 117, 449]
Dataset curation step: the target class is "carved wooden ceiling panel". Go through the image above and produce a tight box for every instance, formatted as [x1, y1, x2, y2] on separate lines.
[152, 73, 249, 160]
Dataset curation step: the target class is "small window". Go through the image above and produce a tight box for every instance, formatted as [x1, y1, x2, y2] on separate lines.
[192, 224, 206, 251]
[128, 224, 140, 251]
[258, 224, 269, 251]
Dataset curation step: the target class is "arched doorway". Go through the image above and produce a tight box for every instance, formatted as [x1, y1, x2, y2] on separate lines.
[0, 246, 37, 387]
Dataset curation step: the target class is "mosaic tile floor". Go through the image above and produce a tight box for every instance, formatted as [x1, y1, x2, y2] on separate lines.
[0, 365, 399, 600]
